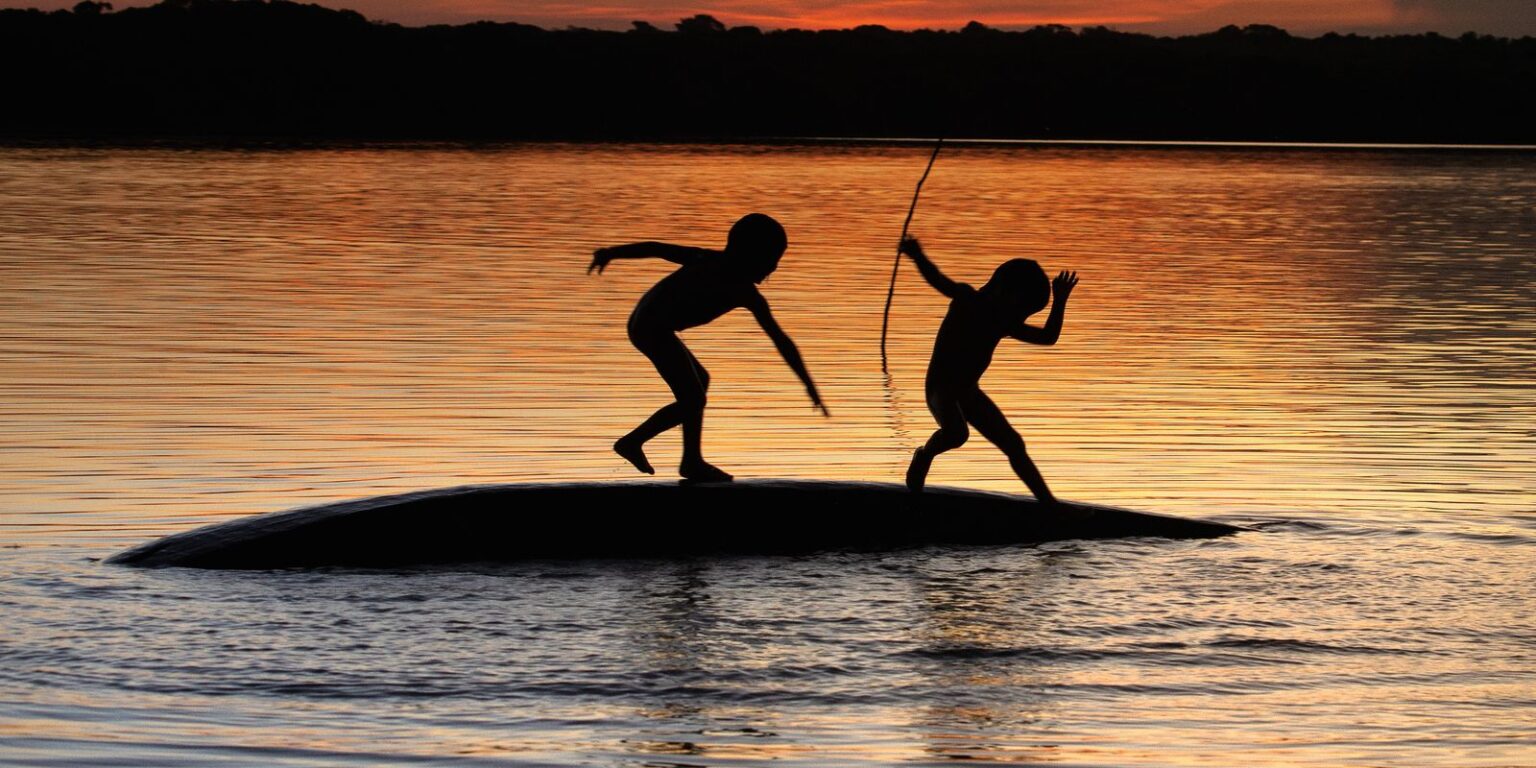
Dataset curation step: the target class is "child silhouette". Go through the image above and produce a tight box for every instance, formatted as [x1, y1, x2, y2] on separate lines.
[899, 236, 1077, 502]
[589, 214, 828, 483]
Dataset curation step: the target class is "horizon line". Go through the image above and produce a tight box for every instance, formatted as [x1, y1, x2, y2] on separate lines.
[791, 137, 1536, 151]
[4, 137, 1535, 152]
[10, 2, 1532, 40]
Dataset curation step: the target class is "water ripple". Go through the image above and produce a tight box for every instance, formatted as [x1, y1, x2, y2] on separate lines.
[1, 145, 1533, 767]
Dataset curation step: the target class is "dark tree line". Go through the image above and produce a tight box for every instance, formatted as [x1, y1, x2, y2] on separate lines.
[3, 0, 1533, 143]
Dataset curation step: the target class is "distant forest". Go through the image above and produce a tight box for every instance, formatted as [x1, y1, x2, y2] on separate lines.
[4, 0, 1535, 143]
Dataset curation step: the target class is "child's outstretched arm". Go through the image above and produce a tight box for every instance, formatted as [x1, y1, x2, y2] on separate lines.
[899, 237, 969, 299]
[746, 292, 830, 417]
[1013, 271, 1078, 345]
[588, 242, 713, 274]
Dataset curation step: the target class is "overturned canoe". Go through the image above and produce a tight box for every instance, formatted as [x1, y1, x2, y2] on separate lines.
[106, 479, 1242, 569]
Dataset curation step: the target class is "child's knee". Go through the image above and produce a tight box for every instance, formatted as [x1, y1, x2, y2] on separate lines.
[928, 425, 969, 452]
[996, 432, 1028, 457]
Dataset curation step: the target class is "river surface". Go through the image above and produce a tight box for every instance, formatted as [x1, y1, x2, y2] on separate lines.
[1, 143, 1533, 766]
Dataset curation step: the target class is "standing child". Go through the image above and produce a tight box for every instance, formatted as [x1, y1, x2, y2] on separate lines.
[899, 236, 1077, 502]
[588, 213, 828, 483]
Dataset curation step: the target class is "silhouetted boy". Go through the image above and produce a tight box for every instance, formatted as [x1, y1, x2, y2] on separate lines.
[899, 237, 1077, 502]
[589, 213, 827, 483]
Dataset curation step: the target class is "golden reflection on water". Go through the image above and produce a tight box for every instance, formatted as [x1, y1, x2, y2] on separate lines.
[0, 144, 1533, 545]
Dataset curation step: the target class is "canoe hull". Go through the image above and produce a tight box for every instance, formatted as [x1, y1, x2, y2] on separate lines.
[106, 479, 1241, 569]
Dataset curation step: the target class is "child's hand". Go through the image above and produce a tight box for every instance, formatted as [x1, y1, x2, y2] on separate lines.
[587, 248, 613, 275]
[899, 236, 925, 260]
[1053, 270, 1078, 301]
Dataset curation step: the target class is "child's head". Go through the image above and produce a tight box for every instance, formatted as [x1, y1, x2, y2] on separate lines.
[725, 213, 787, 283]
[983, 258, 1050, 316]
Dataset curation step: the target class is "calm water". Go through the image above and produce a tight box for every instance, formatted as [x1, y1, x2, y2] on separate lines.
[1, 143, 1533, 766]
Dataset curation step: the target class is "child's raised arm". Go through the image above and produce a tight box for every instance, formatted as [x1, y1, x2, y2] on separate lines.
[746, 292, 830, 417]
[587, 242, 713, 274]
[900, 237, 969, 299]
[1012, 271, 1078, 345]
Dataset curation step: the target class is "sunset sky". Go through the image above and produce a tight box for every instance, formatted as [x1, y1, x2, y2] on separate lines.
[7, 0, 1536, 36]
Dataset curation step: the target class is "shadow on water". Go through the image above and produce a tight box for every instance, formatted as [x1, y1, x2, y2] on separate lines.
[613, 561, 790, 764]
[593, 555, 1060, 763]
[597, 549, 1090, 764]
[905, 553, 1074, 763]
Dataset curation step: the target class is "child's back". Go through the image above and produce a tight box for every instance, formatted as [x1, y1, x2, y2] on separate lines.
[926, 284, 1010, 391]
[629, 256, 764, 336]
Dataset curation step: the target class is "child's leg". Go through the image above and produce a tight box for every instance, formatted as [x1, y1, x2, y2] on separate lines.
[907, 391, 968, 491]
[618, 332, 726, 479]
[960, 389, 1057, 503]
[674, 348, 713, 473]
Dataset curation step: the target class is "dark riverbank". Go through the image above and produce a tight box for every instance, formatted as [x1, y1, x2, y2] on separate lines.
[4, 0, 1534, 143]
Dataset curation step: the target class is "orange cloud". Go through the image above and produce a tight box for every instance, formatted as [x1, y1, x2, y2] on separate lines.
[412, 0, 1397, 31]
[5, 0, 1531, 35]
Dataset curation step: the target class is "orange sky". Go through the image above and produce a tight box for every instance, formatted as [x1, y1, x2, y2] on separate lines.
[7, 0, 1535, 35]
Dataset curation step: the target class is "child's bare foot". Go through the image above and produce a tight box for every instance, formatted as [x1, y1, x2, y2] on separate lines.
[1042, 497, 1095, 520]
[614, 437, 654, 475]
[679, 460, 733, 484]
[906, 447, 932, 492]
